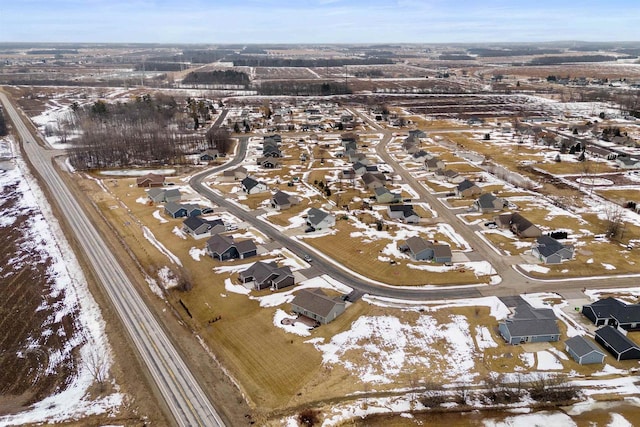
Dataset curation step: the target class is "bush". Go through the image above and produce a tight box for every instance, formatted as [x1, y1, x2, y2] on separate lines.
[298, 409, 321, 426]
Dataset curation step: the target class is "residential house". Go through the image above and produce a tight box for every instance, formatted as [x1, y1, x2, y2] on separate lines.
[239, 261, 295, 291]
[455, 180, 482, 198]
[473, 193, 507, 213]
[136, 173, 165, 188]
[241, 177, 268, 194]
[219, 166, 248, 182]
[388, 205, 420, 224]
[146, 188, 166, 203]
[374, 187, 401, 204]
[432, 244, 453, 264]
[291, 288, 346, 325]
[341, 133, 357, 147]
[361, 172, 386, 190]
[340, 169, 357, 180]
[531, 235, 574, 264]
[399, 237, 452, 263]
[182, 216, 226, 239]
[347, 151, 368, 164]
[257, 157, 282, 169]
[616, 156, 640, 169]
[408, 129, 426, 139]
[495, 213, 542, 238]
[400, 237, 434, 261]
[424, 157, 445, 172]
[434, 168, 463, 183]
[306, 208, 335, 230]
[586, 145, 617, 160]
[164, 202, 201, 219]
[595, 326, 640, 361]
[582, 297, 640, 331]
[343, 140, 357, 152]
[206, 234, 257, 261]
[412, 150, 431, 163]
[352, 161, 369, 176]
[402, 137, 418, 153]
[564, 335, 606, 365]
[199, 149, 220, 162]
[271, 191, 299, 210]
[498, 304, 560, 345]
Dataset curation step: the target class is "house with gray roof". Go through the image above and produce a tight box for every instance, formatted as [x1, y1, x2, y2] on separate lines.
[199, 149, 220, 162]
[595, 326, 640, 361]
[182, 216, 225, 239]
[532, 235, 574, 264]
[206, 234, 257, 261]
[219, 166, 248, 182]
[582, 297, 640, 331]
[239, 261, 295, 291]
[146, 188, 167, 203]
[164, 202, 186, 218]
[257, 156, 282, 169]
[432, 244, 453, 263]
[434, 168, 463, 183]
[424, 157, 445, 172]
[495, 213, 542, 238]
[271, 191, 299, 210]
[306, 208, 335, 230]
[291, 288, 346, 325]
[241, 177, 268, 194]
[616, 156, 640, 169]
[455, 179, 482, 198]
[361, 172, 386, 190]
[374, 187, 402, 204]
[400, 237, 434, 261]
[473, 193, 506, 213]
[412, 150, 431, 163]
[408, 129, 426, 139]
[499, 304, 560, 345]
[565, 335, 606, 364]
[388, 205, 420, 223]
[402, 137, 418, 153]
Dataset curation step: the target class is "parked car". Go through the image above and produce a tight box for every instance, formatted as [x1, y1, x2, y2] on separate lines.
[484, 221, 497, 229]
[201, 207, 214, 214]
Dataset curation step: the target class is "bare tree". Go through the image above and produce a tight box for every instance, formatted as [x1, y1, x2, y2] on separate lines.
[604, 204, 625, 240]
[86, 348, 109, 392]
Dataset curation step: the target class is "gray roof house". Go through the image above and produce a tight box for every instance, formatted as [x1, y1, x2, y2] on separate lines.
[402, 138, 418, 153]
[424, 157, 445, 172]
[239, 261, 295, 291]
[432, 244, 453, 264]
[412, 150, 431, 163]
[499, 304, 560, 345]
[408, 129, 426, 139]
[616, 156, 640, 169]
[388, 205, 420, 223]
[306, 208, 335, 230]
[565, 335, 606, 365]
[473, 193, 507, 213]
[495, 213, 542, 238]
[164, 201, 186, 218]
[400, 237, 434, 261]
[455, 179, 482, 198]
[199, 149, 220, 162]
[434, 168, 464, 183]
[146, 188, 166, 203]
[531, 235, 574, 264]
[374, 187, 402, 204]
[206, 234, 257, 261]
[182, 216, 225, 239]
[291, 288, 346, 325]
[241, 177, 268, 194]
[361, 172, 386, 190]
[219, 166, 248, 182]
[271, 191, 299, 210]
[582, 297, 640, 331]
[595, 326, 640, 361]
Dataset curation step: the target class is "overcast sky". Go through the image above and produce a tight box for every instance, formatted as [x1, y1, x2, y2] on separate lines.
[1, 0, 639, 44]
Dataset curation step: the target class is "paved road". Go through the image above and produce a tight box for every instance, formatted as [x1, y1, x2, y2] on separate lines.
[0, 92, 226, 427]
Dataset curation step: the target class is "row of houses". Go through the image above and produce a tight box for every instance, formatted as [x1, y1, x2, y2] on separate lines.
[499, 297, 640, 365]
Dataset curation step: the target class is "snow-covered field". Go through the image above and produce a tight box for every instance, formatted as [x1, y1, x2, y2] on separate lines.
[0, 139, 122, 425]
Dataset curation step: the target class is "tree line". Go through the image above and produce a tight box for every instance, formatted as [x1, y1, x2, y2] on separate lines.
[182, 70, 250, 86]
[230, 57, 393, 67]
[258, 81, 351, 96]
[67, 94, 213, 170]
[0, 106, 7, 136]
